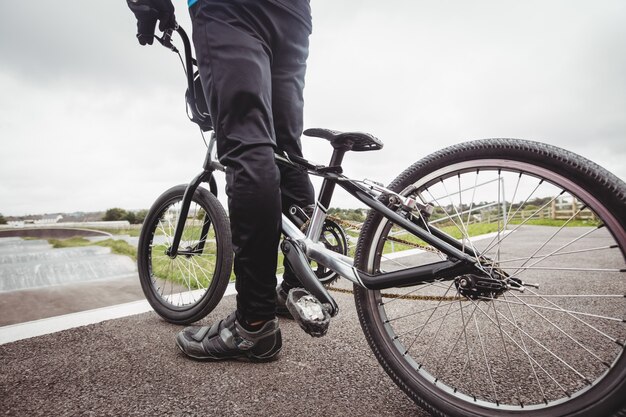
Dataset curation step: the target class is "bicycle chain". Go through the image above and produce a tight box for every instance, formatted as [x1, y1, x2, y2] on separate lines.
[328, 286, 464, 302]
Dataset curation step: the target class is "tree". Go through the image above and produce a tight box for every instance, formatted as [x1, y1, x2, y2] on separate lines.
[327, 208, 366, 222]
[0, 213, 6, 225]
[103, 208, 128, 221]
[124, 211, 137, 224]
[103, 208, 148, 224]
[134, 209, 148, 224]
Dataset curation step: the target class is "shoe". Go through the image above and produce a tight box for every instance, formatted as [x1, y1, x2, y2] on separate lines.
[175, 312, 282, 362]
[276, 284, 293, 319]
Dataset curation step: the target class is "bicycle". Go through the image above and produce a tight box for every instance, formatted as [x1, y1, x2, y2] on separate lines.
[135, 27, 626, 417]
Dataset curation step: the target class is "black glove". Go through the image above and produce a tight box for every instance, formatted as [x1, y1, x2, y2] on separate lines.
[127, 0, 177, 45]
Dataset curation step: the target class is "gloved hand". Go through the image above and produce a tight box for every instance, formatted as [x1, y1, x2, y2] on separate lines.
[127, 0, 177, 45]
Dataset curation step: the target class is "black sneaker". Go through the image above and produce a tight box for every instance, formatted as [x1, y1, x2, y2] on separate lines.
[276, 284, 293, 319]
[175, 312, 282, 362]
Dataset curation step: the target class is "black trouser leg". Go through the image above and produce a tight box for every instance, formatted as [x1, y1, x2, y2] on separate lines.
[190, 0, 313, 322]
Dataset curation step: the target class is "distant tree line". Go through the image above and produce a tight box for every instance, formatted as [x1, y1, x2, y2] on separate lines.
[327, 208, 367, 222]
[103, 208, 148, 224]
[100, 207, 367, 225]
[0, 213, 6, 225]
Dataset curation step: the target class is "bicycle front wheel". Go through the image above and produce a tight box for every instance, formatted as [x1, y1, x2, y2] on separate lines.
[354, 139, 626, 416]
[138, 184, 232, 325]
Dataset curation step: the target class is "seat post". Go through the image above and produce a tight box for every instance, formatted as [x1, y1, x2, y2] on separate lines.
[318, 147, 347, 209]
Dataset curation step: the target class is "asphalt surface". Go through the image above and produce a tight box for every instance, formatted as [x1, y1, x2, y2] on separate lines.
[2, 225, 624, 416]
[0, 288, 428, 417]
[0, 274, 145, 326]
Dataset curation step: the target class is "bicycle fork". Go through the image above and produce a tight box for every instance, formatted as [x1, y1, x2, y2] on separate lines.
[167, 145, 222, 258]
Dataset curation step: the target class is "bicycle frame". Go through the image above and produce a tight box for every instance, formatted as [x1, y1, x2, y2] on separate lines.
[166, 130, 481, 313]
[162, 26, 482, 315]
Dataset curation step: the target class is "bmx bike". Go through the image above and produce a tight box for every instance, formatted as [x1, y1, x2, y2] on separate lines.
[135, 27, 626, 417]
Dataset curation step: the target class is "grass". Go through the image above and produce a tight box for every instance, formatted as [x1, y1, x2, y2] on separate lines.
[381, 217, 601, 255]
[438, 222, 501, 240]
[507, 218, 601, 227]
[90, 227, 143, 237]
[150, 242, 221, 289]
[49, 237, 137, 260]
[391, 222, 500, 244]
[382, 222, 501, 254]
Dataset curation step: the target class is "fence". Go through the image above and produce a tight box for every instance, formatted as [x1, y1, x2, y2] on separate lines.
[481, 196, 595, 224]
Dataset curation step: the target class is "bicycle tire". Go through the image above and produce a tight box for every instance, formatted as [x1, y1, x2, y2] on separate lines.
[354, 138, 626, 416]
[137, 184, 232, 325]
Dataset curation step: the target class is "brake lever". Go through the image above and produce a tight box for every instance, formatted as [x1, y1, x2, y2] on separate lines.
[155, 26, 179, 53]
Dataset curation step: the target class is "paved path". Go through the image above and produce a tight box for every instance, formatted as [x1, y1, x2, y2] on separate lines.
[0, 237, 427, 415]
[0, 290, 428, 417]
[2, 225, 622, 416]
[0, 275, 145, 326]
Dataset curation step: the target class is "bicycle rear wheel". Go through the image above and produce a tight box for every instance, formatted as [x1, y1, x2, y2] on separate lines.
[138, 184, 232, 325]
[354, 139, 626, 416]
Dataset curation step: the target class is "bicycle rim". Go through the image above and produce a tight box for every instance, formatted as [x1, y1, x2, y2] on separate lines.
[357, 150, 626, 414]
[145, 195, 221, 312]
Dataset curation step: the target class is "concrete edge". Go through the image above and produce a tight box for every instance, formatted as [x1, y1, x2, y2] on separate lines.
[0, 282, 238, 345]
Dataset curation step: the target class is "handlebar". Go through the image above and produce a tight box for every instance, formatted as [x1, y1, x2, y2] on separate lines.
[154, 26, 213, 131]
[155, 26, 196, 97]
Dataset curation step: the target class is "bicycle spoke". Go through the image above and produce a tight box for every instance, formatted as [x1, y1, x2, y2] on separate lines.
[509, 287, 625, 343]
[433, 299, 478, 390]
[491, 294, 524, 405]
[472, 313, 500, 403]
[505, 292, 612, 367]
[390, 300, 463, 331]
[411, 284, 460, 362]
[496, 243, 616, 264]
[476, 296, 624, 323]
[426, 185, 481, 258]
[485, 300, 590, 383]
[498, 266, 623, 272]
[507, 205, 587, 277]
[481, 191, 564, 255]
[463, 299, 571, 397]
[147, 200, 218, 307]
[502, 292, 548, 404]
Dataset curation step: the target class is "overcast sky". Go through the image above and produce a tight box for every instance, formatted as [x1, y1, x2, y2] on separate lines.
[1, 1, 624, 216]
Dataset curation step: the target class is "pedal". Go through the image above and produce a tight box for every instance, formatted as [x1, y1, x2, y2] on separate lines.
[286, 288, 331, 338]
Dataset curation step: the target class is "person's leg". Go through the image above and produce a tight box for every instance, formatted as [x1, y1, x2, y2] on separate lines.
[190, 0, 280, 324]
[270, 7, 315, 291]
[176, 0, 286, 362]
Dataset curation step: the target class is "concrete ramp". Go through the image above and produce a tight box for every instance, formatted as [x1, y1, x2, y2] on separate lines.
[0, 238, 53, 254]
[0, 245, 110, 265]
[0, 237, 137, 293]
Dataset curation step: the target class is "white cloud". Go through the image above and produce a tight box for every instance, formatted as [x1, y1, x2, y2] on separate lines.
[0, 0, 624, 216]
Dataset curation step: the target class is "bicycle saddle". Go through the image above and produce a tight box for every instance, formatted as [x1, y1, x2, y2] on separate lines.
[304, 128, 384, 152]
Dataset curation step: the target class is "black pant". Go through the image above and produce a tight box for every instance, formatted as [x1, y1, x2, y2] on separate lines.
[190, 0, 314, 322]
